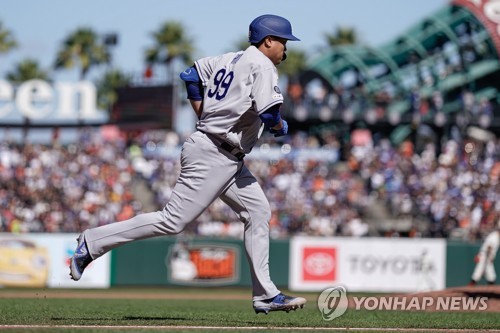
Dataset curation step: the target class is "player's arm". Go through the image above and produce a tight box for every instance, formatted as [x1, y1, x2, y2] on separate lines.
[179, 66, 203, 119]
[259, 104, 288, 137]
[189, 100, 202, 118]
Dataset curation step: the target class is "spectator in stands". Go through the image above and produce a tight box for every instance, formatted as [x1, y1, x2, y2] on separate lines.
[0, 126, 498, 243]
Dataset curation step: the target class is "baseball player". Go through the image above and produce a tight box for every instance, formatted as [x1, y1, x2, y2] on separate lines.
[469, 223, 500, 286]
[70, 14, 306, 314]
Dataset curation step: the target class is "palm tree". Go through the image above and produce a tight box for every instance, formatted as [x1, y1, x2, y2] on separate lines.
[144, 21, 194, 82]
[0, 20, 17, 55]
[6, 59, 50, 83]
[54, 27, 111, 80]
[95, 69, 131, 112]
[5, 59, 49, 142]
[325, 26, 359, 46]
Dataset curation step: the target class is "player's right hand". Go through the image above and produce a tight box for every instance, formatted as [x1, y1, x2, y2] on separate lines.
[270, 120, 288, 137]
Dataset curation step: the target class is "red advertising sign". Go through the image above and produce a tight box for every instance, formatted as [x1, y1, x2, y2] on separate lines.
[168, 243, 239, 285]
[302, 247, 337, 281]
[453, 0, 500, 57]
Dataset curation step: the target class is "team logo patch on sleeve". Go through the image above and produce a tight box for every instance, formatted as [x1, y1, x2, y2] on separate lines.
[272, 86, 283, 99]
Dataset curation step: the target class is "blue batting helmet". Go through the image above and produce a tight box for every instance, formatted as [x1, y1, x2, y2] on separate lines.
[248, 14, 300, 44]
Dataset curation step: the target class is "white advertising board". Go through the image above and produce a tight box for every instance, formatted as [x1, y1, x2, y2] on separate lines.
[289, 237, 446, 292]
[0, 233, 110, 288]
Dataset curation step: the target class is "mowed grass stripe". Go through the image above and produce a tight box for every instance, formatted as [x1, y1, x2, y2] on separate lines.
[1, 325, 500, 333]
[0, 288, 498, 331]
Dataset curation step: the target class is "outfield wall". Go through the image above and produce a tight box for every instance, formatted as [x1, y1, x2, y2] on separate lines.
[0, 233, 110, 288]
[109, 237, 289, 287]
[0, 233, 495, 291]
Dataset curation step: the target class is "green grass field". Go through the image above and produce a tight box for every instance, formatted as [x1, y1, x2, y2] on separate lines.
[0, 287, 498, 333]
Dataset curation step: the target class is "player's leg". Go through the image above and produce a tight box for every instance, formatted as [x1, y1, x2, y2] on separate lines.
[220, 165, 306, 313]
[219, 165, 278, 300]
[85, 132, 241, 257]
[485, 261, 496, 285]
[471, 254, 486, 284]
[71, 132, 240, 279]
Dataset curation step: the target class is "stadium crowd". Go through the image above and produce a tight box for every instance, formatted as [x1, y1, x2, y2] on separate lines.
[0, 134, 143, 233]
[0, 125, 497, 241]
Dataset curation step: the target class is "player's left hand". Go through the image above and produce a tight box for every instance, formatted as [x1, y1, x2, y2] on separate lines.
[270, 120, 288, 137]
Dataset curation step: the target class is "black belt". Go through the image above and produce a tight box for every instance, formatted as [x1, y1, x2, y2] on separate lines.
[200, 130, 246, 161]
[220, 141, 246, 161]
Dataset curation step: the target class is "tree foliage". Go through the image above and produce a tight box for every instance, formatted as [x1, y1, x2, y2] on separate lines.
[325, 26, 359, 46]
[278, 48, 307, 79]
[54, 27, 111, 79]
[145, 21, 194, 81]
[95, 69, 131, 112]
[0, 21, 17, 54]
[6, 59, 50, 83]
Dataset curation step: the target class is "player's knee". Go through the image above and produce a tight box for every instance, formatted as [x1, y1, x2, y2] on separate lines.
[261, 208, 272, 223]
[239, 206, 271, 224]
[169, 223, 186, 235]
[158, 209, 187, 235]
[259, 204, 272, 222]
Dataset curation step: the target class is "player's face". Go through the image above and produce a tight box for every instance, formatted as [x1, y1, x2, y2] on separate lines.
[269, 36, 288, 65]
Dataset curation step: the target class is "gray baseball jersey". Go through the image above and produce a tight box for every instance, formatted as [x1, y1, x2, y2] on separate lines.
[195, 46, 283, 152]
[81, 45, 283, 302]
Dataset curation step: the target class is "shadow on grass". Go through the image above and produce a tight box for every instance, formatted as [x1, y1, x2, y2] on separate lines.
[50, 316, 190, 321]
[122, 316, 189, 321]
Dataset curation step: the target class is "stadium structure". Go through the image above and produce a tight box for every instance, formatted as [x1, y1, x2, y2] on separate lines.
[283, 0, 500, 146]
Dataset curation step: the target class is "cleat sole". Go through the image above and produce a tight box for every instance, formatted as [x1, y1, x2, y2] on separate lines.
[253, 294, 307, 314]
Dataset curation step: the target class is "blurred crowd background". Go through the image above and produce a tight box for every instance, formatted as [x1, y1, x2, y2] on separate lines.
[1, 122, 497, 241]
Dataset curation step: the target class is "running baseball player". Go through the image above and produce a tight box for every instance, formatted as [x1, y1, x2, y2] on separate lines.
[70, 14, 306, 314]
[469, 222, 500, 286]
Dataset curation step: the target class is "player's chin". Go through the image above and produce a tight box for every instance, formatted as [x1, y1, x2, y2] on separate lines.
[275, 55, 285, 66]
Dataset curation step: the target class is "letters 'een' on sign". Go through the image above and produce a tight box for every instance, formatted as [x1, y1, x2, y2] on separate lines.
[0, 79, 99, 120]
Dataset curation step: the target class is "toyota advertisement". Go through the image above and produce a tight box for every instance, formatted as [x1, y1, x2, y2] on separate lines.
[289, 237, 446, 292]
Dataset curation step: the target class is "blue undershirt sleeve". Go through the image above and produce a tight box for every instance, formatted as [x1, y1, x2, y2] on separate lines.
[259, 104, 282, 128]
[180, 66, 203, 101]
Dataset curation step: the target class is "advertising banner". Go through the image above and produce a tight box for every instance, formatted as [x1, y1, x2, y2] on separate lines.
[0, 233, 110, 288]
[167, 242, 240, 285]
[290, 237, 446, 292]
[0, 80, 100, 122]
[111, 237, 290, 287]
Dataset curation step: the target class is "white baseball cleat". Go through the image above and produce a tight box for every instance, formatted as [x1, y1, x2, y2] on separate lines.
[253, 293, 306, 314]
[69, 234, 93, 281]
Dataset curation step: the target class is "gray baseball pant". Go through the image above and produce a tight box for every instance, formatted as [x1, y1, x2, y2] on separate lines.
[84, 130, 280, 301]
